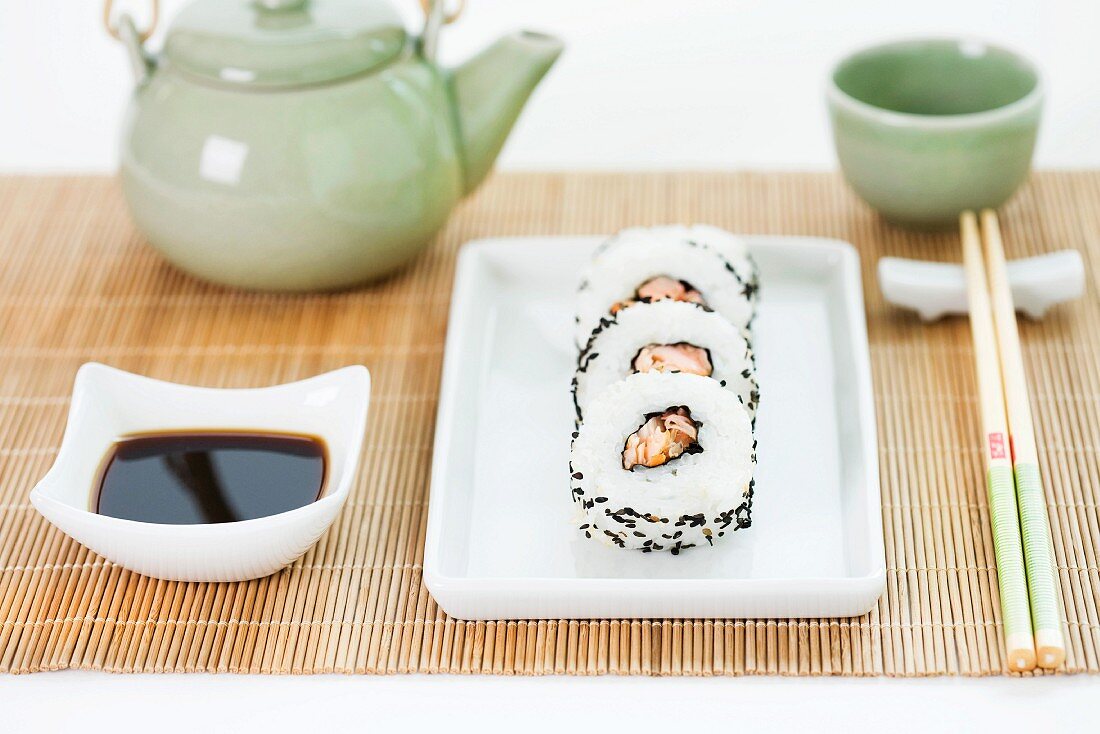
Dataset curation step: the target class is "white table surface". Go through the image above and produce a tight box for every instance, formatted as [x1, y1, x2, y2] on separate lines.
[4, 0, 1100, 729]
[4, 673, 1099, 731]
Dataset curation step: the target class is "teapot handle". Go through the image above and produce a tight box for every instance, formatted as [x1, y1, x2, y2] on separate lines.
[418, 0, 465, 61]
[103, 0, 159, 42]
[104, 0, 159, 86]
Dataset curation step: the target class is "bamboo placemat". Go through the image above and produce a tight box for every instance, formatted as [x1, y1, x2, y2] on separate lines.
[1, 172, 1098, 676]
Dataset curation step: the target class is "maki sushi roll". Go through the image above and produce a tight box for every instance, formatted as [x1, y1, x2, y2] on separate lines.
[573, 299, 758, 425]
[576, 225, 758, 348]
[570, 372, 755, 553]
[601, 224, 757, 287]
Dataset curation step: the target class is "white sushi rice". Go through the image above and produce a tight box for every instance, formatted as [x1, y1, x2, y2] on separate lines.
[576, 225, 758, 348]
[573, 299, 758, 425]
[604, 224, 757, 286]
[570, 372, 755, 553]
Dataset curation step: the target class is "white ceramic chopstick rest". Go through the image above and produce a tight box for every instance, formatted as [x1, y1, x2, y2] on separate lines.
[878, 250, 1084, 321]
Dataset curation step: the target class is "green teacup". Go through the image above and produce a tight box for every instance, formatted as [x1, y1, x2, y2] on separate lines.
[827, 38, 1043, 228]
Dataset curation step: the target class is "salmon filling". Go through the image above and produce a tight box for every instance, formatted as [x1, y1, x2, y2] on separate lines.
[622, 406, 702, 470]
[632, 343, 713, 377]
[610, 276, 706, 315]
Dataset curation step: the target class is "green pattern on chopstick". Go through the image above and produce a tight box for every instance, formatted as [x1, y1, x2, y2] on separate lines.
[988, 465, 1033, 640]
[1015, 461, 1060, 633]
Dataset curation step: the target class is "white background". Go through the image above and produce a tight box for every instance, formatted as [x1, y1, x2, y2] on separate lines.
[3, 0, 1100, 731]
[2, 0, 1100, 172]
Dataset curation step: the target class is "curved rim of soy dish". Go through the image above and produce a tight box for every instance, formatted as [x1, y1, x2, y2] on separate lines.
[826, 36, 1045, 129]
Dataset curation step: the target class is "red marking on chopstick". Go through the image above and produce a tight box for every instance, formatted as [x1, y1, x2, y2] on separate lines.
[989, 432, 1007, 460]
[1009, 434, 1016, 463]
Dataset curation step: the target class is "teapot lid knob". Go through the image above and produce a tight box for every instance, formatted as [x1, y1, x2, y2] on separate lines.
[162, 0, 407, 88]
[254, 0, 308, 10]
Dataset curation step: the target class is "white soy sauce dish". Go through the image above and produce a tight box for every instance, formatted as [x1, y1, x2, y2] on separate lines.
[30, 363, 370, 582]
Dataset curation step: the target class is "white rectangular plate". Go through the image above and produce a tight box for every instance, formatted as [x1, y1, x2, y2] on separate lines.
[425, 236, 883, 620]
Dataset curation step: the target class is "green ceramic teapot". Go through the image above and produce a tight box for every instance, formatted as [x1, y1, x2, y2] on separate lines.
[108, 0, 562, 290]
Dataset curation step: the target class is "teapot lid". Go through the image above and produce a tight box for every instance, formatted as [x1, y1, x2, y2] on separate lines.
[164, 0, 408, 88]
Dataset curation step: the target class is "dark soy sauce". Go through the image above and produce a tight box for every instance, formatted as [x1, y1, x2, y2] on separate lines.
[94, 432, 326, 525]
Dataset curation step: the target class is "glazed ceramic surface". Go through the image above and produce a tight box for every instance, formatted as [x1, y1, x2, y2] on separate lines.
[878, 251, 1084, 321]
[30, 364, 371, 582]
[827, 38, 1042, 228]
[425, 236, 883, 620]
[115, 0, 562, 290]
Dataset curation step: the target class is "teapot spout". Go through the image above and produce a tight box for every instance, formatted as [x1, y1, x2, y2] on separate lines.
[449, 31, 563, 194]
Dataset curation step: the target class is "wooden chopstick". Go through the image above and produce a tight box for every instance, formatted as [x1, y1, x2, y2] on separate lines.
[980, 209, 1066, 669]
[960, 211, 1037, 672]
